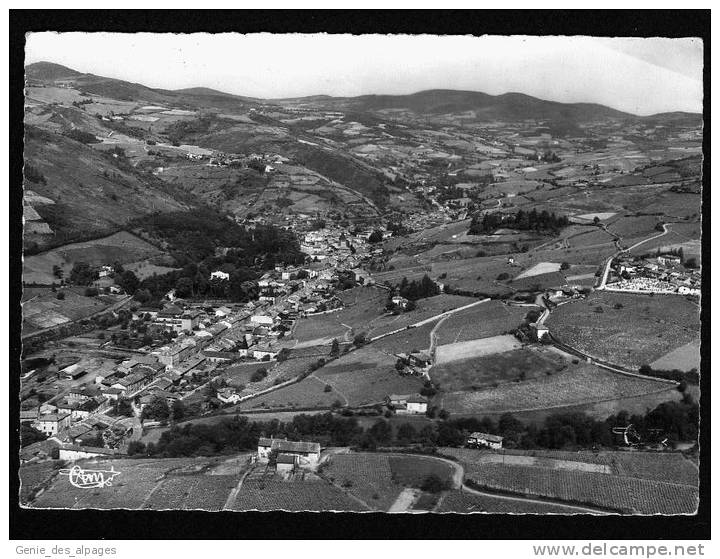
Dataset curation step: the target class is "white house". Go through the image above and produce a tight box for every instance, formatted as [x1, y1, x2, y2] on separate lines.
[210, 270, 230, 281]
[467, 432, 504, 450]
[250, 314, 274, 326]
[405, 395, 428, 414]
[34, 413, 71, 437]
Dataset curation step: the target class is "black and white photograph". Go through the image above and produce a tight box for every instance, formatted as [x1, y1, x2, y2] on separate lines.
[9, 10, 709, 542]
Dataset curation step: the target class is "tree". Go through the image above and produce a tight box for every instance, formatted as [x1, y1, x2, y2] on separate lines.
[141, 397, 170, 421]
[69, 261, 97, 285]
[114, 397, 134, 417]
[171, 400, 186, 422]
[127, 441, 147, 456]
[420, 474, 450, 493]
[330, 338, 340, 357]
[134, 288, 152, 305]
[175, 277, 194, 299]
[56, 291, 65, 300]
[560, 262, 570, 270]
[20, 424, 47, 447]
[368, 230, 384, 243]
[353, 332, 367, 348]
[396, 423, 417, 444]
[52, 265, 63, 279]
[368, 420, 392, 445]
[118, 270, 140, 294]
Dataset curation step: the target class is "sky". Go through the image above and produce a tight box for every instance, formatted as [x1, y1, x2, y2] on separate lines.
[25, 33, 703, 115]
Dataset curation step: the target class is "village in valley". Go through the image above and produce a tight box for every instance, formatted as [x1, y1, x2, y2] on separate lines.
[19, 50, 702, 515]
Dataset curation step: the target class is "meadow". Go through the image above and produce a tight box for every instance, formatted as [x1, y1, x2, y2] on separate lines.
[431, 348, 566, 392]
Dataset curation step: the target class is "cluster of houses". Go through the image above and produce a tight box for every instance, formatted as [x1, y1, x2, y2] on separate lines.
[608, 254, 701, 296]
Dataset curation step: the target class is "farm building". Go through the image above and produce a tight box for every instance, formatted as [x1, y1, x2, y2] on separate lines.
[33, 413, 71, 437]
[387, 393, 428, 414]
[467, 432, 504, 450]
[58, 445, 121, 461]
[275, 453, 298, 473]
[257, 438, 321, 466]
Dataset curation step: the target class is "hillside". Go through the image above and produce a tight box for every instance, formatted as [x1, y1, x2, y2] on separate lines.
[23, 125, 189, 249]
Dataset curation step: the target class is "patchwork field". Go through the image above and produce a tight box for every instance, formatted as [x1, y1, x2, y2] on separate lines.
[434, 302, 536, 345]
[546, 292, 700, 369]
[440, 361, 674, 415]
[434, 335, 522, 364]
[431, 348, 566, 392]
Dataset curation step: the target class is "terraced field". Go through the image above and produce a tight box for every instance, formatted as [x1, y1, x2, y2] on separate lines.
[546, 292, 700, 369]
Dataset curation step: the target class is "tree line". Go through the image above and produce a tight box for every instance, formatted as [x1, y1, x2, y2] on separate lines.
[469, 208, 569, 235]
[126, 394, 698, 458]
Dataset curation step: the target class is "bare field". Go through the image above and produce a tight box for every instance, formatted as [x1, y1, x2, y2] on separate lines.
[650, 340, 701, 372]
[435, 335, 522, 364]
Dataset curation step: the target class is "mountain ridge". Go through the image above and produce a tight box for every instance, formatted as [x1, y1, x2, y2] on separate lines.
[26, 61, 701, 119]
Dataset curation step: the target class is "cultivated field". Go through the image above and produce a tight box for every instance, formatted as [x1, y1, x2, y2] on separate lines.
[440, 361, 674, 415]
[23, 231, 164, 285]
[431, 348, 566, 392]
[371, 322, 435, 354]
[546, 292, 700, 369]
[434, 335, 522, 364]
[436, 489, 584, 514]
[28, 456, 248, 510]
[22, 289, 126, 334]
[323, 453, 404, 511]
[457, 462, 697, 514]
[433, 301, 538, 345]
[230, 469, 367, 512]
[323, 453, 456, 512]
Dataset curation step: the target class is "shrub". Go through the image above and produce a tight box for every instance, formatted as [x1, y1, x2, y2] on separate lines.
[324, 384, 332, 393]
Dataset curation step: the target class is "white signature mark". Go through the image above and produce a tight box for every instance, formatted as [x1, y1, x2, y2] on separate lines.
[58, 465, 121, 489]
